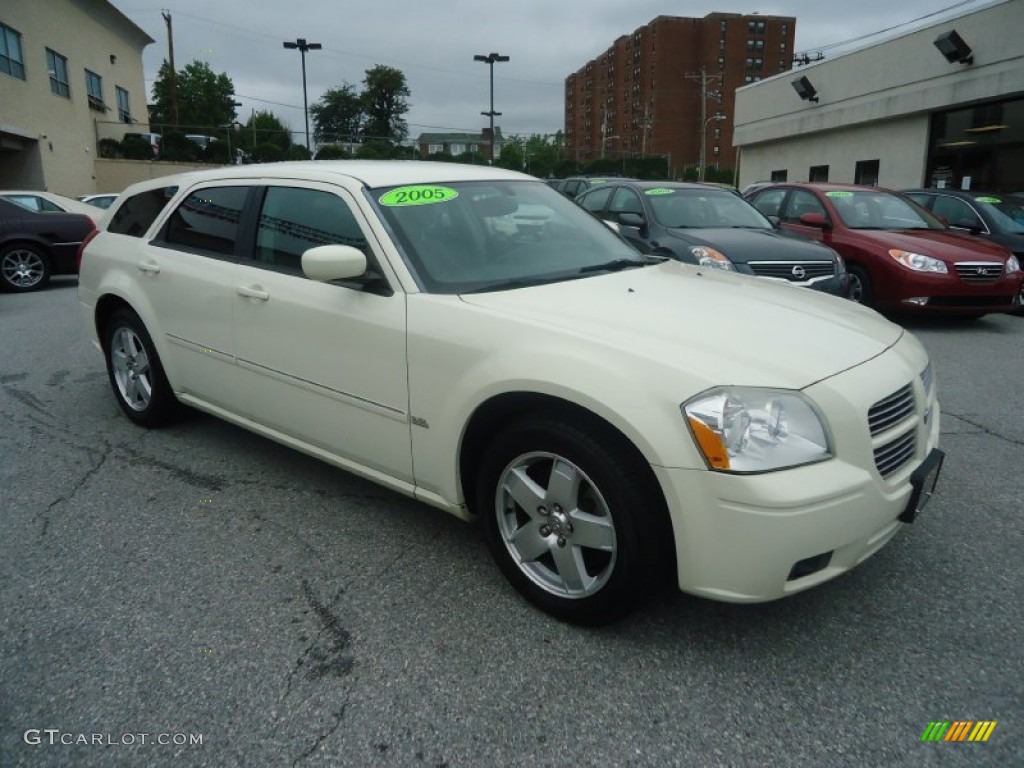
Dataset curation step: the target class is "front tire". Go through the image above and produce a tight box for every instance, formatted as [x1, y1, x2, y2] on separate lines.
[103, 308, 178, 427]
[847, 264, 874, 306]
[477, 416, 670, 625]
[0, 243, 51, 292]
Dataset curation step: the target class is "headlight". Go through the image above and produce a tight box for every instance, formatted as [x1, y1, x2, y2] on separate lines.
[690, 245, 735, 271]
[1007, 254, 1021, 274]
[682, 387, 832, 473]
[888, 249, 948, 273]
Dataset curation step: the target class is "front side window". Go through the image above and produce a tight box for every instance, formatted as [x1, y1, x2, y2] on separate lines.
[85, 69, 104, 111]
[752, 188, 786, 217]
[608, 188, 644, 217]
[0, 23, 25, 80]
[783, 190, 826, 223]
[163, 186, 249, 256]
[372, 180, 640, 294]
[579, 186, 612, 213]
[253, 186, 369, 274]
[47, 49, 69, 97]
[932, 196, 982, 229]
[116, 86, 131, 122]
[108, 186, 178, 237]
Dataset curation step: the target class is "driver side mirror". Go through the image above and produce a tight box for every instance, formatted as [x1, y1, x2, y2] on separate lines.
[799, 212, 829, 229]
[618, 212, 645, 229]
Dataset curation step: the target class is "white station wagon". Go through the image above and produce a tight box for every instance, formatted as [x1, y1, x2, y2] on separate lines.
[78, 162, 944, 624]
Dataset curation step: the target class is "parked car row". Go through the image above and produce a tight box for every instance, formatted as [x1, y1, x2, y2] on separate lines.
[77, 161, 946, 624]
[0, 197, 96, 291]
[745, 184, 1022, 316]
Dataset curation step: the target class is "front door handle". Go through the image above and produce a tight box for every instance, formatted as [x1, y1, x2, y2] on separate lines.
[137, 261, 160, 274]
[236, 285, 269, 301]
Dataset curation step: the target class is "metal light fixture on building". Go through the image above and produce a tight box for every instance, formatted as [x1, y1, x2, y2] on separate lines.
[791, 76, 818, 103]
[933, 30, 973, 65]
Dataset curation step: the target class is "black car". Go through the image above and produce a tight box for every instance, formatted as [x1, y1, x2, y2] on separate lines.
[576, 180, 849, 296]
[902, 188, 1024, 260]
[0, 198, 95, 292]
[555, 176, 636, 200]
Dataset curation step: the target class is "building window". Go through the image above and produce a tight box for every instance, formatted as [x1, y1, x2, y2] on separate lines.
[782, 23, 789, 35]
[116, 86, 131, 122]
[428, 144, 443, 154]
[780, 42, 787, 52]
[721, 21, 727, 31]
[47, 49, 70, 97]
[85, 69, 105, 111]
[450, 143, 466, 155]
[809, 165, 830, 182]
[755, 40, 764, 50]
[747, 40, 755, 51]
[0, 22, 25, 80]
[770, 169, 788, 182]
[855, 159, 880, 186]
[717, 57, 725, 69]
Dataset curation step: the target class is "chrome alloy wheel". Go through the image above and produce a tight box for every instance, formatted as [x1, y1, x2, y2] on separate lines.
[110, 327, 153, 411]
[848, 272, 866, 303]
[495, 452, 617, 599]
[1, 248, 45, 288]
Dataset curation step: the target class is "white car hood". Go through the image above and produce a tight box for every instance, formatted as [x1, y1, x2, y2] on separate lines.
[459, 260, 903, 390]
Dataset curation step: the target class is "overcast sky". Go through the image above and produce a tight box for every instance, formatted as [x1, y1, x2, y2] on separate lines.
[114, 0, 993, 142]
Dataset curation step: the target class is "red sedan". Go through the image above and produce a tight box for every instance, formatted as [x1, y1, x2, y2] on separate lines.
[747, 183, 1023, 315]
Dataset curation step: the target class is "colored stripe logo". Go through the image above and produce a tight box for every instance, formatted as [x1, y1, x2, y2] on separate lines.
[921, 721, 997, 742]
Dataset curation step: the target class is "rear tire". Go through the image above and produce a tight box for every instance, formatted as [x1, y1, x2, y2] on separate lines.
[103, 308, 178, 427]
[477, 415, 671, 625]
[0, 243, 51, 292]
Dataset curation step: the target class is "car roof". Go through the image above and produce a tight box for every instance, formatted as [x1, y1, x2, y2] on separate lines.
[580, 180, 734, 193]
[117, 161, 533, 197]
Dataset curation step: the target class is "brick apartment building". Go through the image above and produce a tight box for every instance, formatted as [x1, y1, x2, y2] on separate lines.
[565, 12, 795, 177]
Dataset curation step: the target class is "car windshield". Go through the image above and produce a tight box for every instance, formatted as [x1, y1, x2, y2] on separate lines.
[974, 195, 1024, 234]
[826, 190, 943, 230]
[370, 180, 646, 293]
[646, 188, 772, 230]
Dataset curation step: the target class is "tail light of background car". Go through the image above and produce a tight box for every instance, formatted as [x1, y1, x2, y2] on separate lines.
[77, 222, 98, 271]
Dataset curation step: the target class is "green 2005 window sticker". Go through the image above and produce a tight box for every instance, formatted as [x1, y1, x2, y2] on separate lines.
[976, 196, 1001, 204]
[379, 186, 459, 206]
[645, 188, 675, 196]
[825, 191, 854, 198]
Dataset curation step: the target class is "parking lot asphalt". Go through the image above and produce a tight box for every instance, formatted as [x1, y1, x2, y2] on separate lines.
[1, 278, 1021, 767]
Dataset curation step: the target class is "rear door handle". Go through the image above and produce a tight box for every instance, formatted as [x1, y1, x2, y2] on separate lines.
[137, 261, 160, 273]
[236, 285, 269, 301]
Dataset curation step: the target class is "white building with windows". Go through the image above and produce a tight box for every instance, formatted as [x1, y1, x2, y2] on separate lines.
[0, 0, 153, 196]
[734, 0, 1024, 193]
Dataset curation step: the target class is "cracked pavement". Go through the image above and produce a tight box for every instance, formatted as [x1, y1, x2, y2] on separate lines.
[1, 280, 1022, 767]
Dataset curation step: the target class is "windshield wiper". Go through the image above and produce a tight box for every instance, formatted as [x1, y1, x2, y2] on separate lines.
[578, 256, 664, 274]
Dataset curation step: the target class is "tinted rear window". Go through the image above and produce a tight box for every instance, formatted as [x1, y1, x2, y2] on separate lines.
[108, 186, 178, 237]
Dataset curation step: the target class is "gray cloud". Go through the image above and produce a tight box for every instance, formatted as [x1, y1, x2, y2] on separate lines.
[117, 0, 989, 139]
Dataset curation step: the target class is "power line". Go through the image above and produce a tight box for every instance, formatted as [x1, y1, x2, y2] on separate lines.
[794, 0, 982, 59]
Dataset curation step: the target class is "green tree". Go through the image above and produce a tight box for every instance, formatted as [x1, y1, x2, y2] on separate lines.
[361, 65, 410, 144]
[495, 138, 524, 171]
[242, 110, 291, 154]
[310, 84, 364, 144]
[150, 60, 238, 132]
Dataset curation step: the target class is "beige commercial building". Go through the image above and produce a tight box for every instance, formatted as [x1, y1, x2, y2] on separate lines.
[0, 0, 153, 196]
[734, 0, 1024, 192]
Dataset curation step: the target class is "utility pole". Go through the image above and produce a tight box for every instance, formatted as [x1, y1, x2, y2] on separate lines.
[283, 38, 322, 153]
[684, 66, 720, 182]
[162, 10, 179, 127]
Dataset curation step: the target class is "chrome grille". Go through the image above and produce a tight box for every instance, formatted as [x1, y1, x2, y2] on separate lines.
[874, 431, 916, 477]
[868, 384, 914, 436]
[954, 262, 1003, 284]
[747, 261, 835, 281]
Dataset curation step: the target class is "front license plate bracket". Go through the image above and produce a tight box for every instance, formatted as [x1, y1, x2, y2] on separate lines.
[899, 448, 945, 524]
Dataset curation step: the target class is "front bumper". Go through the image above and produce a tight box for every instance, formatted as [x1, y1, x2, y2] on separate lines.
[658, 333, 940, 602]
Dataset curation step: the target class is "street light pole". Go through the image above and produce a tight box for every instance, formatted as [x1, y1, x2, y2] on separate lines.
[473, 52, 509, 163]
[283, 38, 321, 153]
[700, 114, 725, 182]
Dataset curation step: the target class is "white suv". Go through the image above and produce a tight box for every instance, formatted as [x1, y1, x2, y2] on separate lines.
[78, 161, 944, 624]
